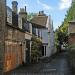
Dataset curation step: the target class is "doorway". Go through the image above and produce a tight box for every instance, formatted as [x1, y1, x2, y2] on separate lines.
[26, 40, 30, 63]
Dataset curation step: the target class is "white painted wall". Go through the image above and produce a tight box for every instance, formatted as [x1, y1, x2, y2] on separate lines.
[42, 28, 48, 44]
[18, 15, 22, 29]
[47, 16, 55, 56]
[41, 16, 55, 57]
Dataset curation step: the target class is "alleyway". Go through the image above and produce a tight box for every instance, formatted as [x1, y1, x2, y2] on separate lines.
[5, 52, 73, 75]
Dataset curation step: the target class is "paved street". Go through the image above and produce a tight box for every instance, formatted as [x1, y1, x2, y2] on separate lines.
[5, 52, 73, 75]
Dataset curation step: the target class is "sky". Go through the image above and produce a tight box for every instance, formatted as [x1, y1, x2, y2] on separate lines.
[7, 0, 72, 30]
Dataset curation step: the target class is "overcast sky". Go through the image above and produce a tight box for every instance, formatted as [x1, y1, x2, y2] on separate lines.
[7, 0, 72, 30]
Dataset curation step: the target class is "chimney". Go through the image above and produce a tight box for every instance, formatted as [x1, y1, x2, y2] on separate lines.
[38, 11, 45, 16]
[19, 7, 27, 20]
[39, 11, 41, 15]
[40, 11, 44, 15]
[12, 1, 18, 14]
[25, 6, 26, 12]
[20, 8, 25, 12]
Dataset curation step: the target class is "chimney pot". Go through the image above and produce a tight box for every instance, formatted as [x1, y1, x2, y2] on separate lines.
[12, 1, 18, 14]
[25, 6, 26, 12]
[20, 8, 24, 12]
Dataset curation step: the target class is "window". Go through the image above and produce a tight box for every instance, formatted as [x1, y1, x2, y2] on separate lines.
[32, 27, 36, 35]
[45, 46, 46, 56]
[42, 46, 44, 56]
[22, 20, 30, 32]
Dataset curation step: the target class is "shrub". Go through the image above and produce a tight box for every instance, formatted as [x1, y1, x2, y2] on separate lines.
[68, 44, 75, 68]
[31, 36, 42, 63]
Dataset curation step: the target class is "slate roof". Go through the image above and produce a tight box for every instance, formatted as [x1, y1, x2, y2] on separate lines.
[69, 19, 75, 23]
[30, 15, 48, 28]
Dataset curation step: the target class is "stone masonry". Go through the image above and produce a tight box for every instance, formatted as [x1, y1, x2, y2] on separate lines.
[0, 0, 6, 74]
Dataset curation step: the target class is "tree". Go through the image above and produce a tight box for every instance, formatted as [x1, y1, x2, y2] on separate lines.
[27, 13, 37, 21]
[55, 27, 68, 52]
[55, 0, 75, 51]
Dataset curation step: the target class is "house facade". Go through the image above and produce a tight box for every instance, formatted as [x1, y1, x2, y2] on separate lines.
[41, 15, 55, 57]
[4, 1, 34, 71]
[4, 2, 26, 72]
[1, 0, 55, 72]
[31, 11, 55, 57]
[4, 24, 25, 72]
[18, 7, 32, 63]
[0, 0, 33, 72]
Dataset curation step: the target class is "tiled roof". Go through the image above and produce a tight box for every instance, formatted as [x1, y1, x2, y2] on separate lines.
[30, 15, 48, 28]
[69, 19, 75, 23]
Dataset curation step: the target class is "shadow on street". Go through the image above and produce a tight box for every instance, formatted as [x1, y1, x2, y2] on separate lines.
[4, 51, 74, 75]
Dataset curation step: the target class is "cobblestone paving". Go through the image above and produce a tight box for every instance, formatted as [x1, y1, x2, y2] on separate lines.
[4, 52, 73, 75]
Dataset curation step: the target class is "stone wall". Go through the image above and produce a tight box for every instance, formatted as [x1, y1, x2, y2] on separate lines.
[4, 25, 25, 72]
[0, 0, 6, 73]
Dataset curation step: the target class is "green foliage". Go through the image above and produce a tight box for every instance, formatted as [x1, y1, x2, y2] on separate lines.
[60, 0, 75, 34]
[27, 13, 37, 21]
[68, 44, 75, 49]
[31, 36, 42, 63]
[55, 28, 68, 45]
[59, 0, 75, 68]
[68, 43, 75, 68]
[55, 0, 75, 49]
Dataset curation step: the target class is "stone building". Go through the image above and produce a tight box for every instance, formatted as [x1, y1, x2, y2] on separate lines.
[68, 19, 75, 45]
[18, 6, 32, 63]
[4, 23, 25, 72]
[5, 1, 33, 72]
[1, 0, 55, 72]
[3, 1, 26, 72]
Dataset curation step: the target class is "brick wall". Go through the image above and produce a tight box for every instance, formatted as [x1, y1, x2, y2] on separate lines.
[69, 34, 75, 45]
[68, 23, 75, 34]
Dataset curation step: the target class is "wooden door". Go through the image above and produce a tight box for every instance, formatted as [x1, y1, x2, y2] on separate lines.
[4, 45, 12, 72]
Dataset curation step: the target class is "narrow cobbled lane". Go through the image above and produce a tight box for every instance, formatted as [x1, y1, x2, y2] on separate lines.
[5, 52, 73, 75]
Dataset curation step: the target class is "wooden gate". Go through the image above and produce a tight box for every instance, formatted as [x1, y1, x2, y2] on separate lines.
[4, 42, 23, 72]
[4, 44, 12, 72]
